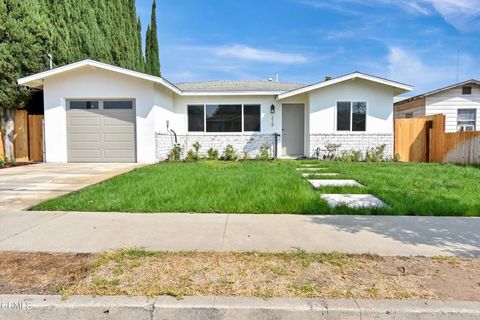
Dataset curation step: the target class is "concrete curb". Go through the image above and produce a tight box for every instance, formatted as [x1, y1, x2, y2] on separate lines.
[0, 295, 479, 319]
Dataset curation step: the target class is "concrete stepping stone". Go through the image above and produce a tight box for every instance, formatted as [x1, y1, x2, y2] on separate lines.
[298, 164, 321, 167]
[321, 194, 388, 208]
[302, 173, 339, 177]
[296, 168, 327, 171]
[308, 179, 364, 188]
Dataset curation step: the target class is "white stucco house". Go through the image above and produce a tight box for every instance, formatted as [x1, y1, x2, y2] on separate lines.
[394, 80, 480, 132]
[18, 59, 412, 163]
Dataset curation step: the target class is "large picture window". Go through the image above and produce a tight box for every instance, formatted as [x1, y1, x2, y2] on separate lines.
[187, 104, 261, 133]
[457, 109, 476, 131]
[336, 101, 367, 131]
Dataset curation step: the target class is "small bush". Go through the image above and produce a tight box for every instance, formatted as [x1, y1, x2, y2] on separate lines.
[192, 141, 201, 153]
[0, 158, 4, 168]
[221, 144, 238, 161]
[257, 143, 271, 161]
[324, 143, 341, 160]
[207, 148, 219, 160]
[350, 150, 362, 162]
[393, 153, 401, 162]
[185, 149, 199, 162]
[366, 144, 387, 162]
[168, 145, 182, 161]
[242, 152, 249, 160]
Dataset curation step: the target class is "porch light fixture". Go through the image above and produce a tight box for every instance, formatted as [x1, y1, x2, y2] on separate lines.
[270, 104, 275, 114]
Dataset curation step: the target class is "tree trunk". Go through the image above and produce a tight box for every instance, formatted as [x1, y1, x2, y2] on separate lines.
[0, 108, 15, 161]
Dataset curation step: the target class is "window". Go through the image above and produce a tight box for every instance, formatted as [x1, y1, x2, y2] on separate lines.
[462, 86, 472, 95]
[187, 105, 205, 132]
[243, 105, 261, 131]
[336, 102, 351, 131]
[187, 104, 261, 132]
[457, 109, 476, 131]
[104, 100, 133, 109]
[405, 112, 413, 119]
[70, 101, 99, 110]
[336, 101, 366, 131]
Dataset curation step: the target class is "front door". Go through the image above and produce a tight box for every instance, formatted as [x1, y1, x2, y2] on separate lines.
[282, 104, 305, 156]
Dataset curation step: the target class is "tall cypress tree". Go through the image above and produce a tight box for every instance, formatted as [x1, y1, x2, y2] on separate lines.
[145, 0, 160, 76]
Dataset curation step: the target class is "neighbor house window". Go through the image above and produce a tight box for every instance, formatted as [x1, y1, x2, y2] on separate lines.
[457, 109, 476, 131]
[187, 105, 205, 132]
[462, 86, 472, 95]
[70, 101, 99, 110]
[187, 104, 261, 133]
[336, 101, 366, 131]
[405, 112, 413, 119]
[104, 100, 133, 109]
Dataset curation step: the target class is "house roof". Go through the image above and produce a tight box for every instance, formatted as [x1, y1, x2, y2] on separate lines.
[176, 80, 305, 92]
[277, 72, 413, 100]
[394, 79, 480, 105]
[18, 59, 413, 98]
[17, 59, 182, 94]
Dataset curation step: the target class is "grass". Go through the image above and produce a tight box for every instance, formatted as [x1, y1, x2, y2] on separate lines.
[32, 160, 480, 216]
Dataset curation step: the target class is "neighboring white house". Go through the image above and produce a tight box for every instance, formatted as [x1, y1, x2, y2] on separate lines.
[394, 80, 480, 132]
[18, 59, 412, 163]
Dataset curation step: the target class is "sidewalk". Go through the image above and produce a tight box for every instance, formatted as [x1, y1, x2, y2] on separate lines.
[1, 211, 479, 256]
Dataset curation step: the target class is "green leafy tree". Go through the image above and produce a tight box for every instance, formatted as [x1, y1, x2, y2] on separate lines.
[145, 0, 161, 76]
[0, 0, 51, 160]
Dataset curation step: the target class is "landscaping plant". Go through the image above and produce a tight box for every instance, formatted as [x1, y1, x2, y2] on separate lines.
[257, 143, 271, 161]
[207, 148, 219, 160]
[221, 144, 238, 161]
[168, 145, 182, 161]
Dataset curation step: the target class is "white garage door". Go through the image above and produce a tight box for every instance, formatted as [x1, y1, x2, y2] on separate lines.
[67, 100, 136, 163]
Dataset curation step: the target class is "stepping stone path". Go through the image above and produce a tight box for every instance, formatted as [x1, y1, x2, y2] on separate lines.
[296, 163, 389, 210]
[321, 194, 388, 208]
[308, 179, 364, 188]
[302, 173, 339, 177]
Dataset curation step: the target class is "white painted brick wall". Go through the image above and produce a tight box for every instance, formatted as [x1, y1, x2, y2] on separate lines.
[156, 133, 277, 161]
[309, 134, 394, 159]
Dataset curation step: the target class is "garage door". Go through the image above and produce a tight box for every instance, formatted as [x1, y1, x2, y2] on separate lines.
[67, 100, 136, 163]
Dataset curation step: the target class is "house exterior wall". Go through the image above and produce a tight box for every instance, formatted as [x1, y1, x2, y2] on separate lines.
[306, 79, 395, 157]
[43, 67, 158, 163]
[425, 85, 480, 132]
[394, 97, 426, 119]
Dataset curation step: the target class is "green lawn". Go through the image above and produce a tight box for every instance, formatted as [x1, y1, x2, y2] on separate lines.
[33, 161, 480, 216]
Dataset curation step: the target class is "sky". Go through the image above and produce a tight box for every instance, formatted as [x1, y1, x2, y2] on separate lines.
[136, 0, 480, 95]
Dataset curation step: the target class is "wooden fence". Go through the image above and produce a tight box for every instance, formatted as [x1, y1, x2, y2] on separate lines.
[394, 114, 480, 164]
[0, 110, 44, 162]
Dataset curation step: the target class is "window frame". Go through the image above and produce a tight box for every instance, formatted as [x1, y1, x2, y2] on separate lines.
[457, 108, 476, 131]
[186, 103, 261, 134]
[405, 112, 413, 119]
[67, 99, 135, 111]
[335, 100, 367, 132]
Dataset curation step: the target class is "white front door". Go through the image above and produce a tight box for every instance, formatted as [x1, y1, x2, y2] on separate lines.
[282, 104, 305, 156]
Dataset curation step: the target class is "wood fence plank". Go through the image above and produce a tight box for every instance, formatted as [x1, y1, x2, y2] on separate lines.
[28, 115, 44, 162]
[14, 109, 29, 162]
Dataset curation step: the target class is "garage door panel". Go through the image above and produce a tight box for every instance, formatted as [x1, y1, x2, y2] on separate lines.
[104, 133, 134, 142]
[67, 100, 136, 163]
[70, 133, 101, 142]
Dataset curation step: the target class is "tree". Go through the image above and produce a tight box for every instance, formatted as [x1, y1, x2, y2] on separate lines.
[145, 0, 160, 76]
[0, 0, 51, 160]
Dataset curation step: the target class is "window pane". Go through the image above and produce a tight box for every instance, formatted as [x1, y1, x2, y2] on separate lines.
[188, 105, 204, 132]
[462, 86, 472, 95]
[336, 102, 351, 131]
[206, 105, 242, 132]
[352, 102, 366, 131]
[244, 104, 261, 131]
[104, 100, 133, 109]
[70, 101, 99, 110]
[458, 109, 476, 122]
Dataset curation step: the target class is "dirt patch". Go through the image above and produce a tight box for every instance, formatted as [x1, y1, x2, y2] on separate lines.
[0, 252, 95, 294]
[67, 250, 480, 301]
[1, 250, 478, 300]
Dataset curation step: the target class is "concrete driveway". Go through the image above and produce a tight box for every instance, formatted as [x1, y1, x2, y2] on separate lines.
[0, 163, 141, 210]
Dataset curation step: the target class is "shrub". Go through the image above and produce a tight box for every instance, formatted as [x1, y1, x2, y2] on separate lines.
[393, 153, 401, 162]
[185, 149, 199, 162]
[192, 141, 201, 153]
[257, 143, 271, 161]
[221, 144, 237, 161]
[207, 148, 219, 160]
[324, 143, 341, 160]
[168, 145, 182, 161]
[0, 158, 4, 168]
[366, 144, 387, 162]
[350, 150, 362, 162]
[243, 152, 249, 160]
